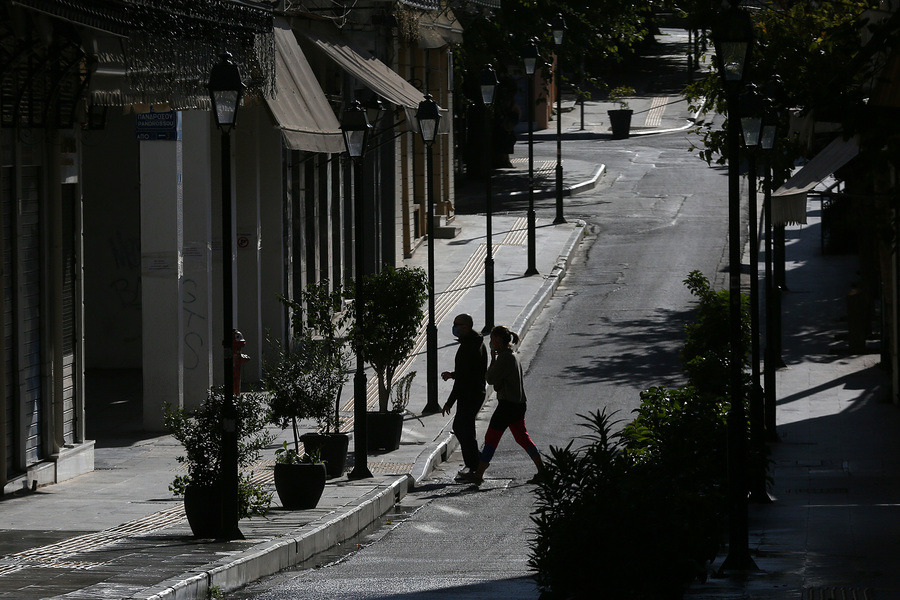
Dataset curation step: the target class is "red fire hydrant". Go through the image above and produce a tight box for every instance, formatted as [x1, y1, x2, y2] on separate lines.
[231, 329, 250, 396]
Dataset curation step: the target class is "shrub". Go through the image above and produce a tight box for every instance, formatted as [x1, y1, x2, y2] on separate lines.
[531, 405, 725, 600]
[530, 271, 750, 599]
[681, 270, 750, 400]
[164, 389, 274, 519]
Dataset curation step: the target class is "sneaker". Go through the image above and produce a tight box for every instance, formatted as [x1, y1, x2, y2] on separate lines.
[454, 468, 471, 481]
[458, 471, 483, 485]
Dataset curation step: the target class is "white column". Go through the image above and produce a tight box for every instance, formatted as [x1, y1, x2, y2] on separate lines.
[139, 120, 184, 431]
[181, 112, 215, 410]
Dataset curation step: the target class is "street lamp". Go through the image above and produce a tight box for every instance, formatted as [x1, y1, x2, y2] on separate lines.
[208, 51, 244, 541]
[416, 94, 442, 415]
[740, 85, 771, 504]
[760, 111, 781, 442]
[522, 38, 540, 276]
[481, 64, 498, 335]
[342, 100, 374, 480]
[552, 13, 567, 225]
[712, 4, 758, 574]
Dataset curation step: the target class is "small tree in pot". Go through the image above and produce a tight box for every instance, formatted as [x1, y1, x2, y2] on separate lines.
[607, 85, 635, 139]
[262, 280, 351, 481]
[348, 266, 428, 412]
[346, 266, 428, 451]
[164, 389, 274, 537]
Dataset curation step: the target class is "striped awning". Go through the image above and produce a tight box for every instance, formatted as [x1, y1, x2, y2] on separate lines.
[772, 135, 859, 226]
[265, 18, 344, 154]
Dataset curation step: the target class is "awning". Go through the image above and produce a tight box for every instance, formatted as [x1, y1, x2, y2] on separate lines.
[266, 18, 344, 154]
[297, 26, 449, 133]
[771, 135, 859, 226]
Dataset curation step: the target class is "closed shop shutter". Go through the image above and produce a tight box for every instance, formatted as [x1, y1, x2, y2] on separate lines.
[2, 167, 13, 475]
[61, 184, 76, 443]
[20, 166, 42, 466]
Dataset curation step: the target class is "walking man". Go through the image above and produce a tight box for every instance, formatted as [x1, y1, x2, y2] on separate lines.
[441, 314, 488, 479]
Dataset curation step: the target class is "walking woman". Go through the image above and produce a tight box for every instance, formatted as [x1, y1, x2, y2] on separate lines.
[461, 325, 545, 485]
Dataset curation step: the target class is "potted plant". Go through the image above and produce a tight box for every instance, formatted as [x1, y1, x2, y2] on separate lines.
[164, 389, 274, 538]
[607, 85, 635, 139]
[368, 371, 417, 451]
[272, 442, 327, 510]
[262, 280, 351, 479]
[347, 266, 428, 452]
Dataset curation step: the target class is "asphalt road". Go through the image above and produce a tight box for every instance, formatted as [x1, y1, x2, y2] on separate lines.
[227, 126, 732, 599]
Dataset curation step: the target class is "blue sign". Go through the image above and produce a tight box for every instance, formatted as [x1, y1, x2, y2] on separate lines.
[135, 110, 181, 141]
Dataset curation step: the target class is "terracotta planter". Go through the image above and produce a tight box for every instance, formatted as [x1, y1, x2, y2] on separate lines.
[184, 484, 223, 538]
[366, 411, 403, 452]
[608, 109, 633, 139]
[300, 432, 350, 479]
[274, 462, 327, 510]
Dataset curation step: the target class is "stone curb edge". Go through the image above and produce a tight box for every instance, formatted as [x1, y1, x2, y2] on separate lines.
[137, 476, 411, 600]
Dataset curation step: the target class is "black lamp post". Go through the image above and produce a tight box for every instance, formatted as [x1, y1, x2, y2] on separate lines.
[417, 94, 443, 415]
[740, 86, 771, 504]
[343, 100, 374, 480]
[208, 51, 245, 541]
[760, 112, 780, 442]
[552, 14, 566, 225]
[712, 4, 758, 574]
[522, 39, 540, 276]
[481, 65, 498, 335]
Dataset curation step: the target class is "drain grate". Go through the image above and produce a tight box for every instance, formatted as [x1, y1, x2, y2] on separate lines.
[805, 587, 874, 600]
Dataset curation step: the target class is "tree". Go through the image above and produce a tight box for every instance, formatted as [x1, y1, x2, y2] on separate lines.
[453, 0, 653, 174]
[261, 281, 351, 457]
[347, 266, 429, 413]
[684, 1, 884, 172]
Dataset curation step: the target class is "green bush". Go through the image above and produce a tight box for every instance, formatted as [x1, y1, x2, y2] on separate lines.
[164, 389, 274, 519]
[530, 271, 750, 599]
[681, 270, 750, 400]
[531, 404, 726, 600]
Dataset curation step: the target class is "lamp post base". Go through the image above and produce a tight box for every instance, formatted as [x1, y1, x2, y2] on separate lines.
[422, 322, 441, 414]
[348, 367, 372, 480]
[553, 163, 566, 224]
[525, 209, 538, 276]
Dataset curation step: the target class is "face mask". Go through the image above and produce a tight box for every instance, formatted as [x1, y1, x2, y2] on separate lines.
[452, 325, 460, 338]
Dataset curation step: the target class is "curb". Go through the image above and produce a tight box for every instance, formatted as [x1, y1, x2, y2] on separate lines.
[504, 166, 605, 200]
[139, 476, 411, 600]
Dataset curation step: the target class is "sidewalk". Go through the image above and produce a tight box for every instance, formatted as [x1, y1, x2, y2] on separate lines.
[0, 209, 585, 600]
[683, 198, 900, 600]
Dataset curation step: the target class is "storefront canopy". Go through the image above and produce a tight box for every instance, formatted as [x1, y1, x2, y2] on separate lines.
[772, 135, 859, 226]
[297, 27, 448, 134]
[266, 18, 344, 154]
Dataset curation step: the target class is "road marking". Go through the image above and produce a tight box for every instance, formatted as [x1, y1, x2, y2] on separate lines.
[0, 504, 186, 574]
[643, 96, 668, 128]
